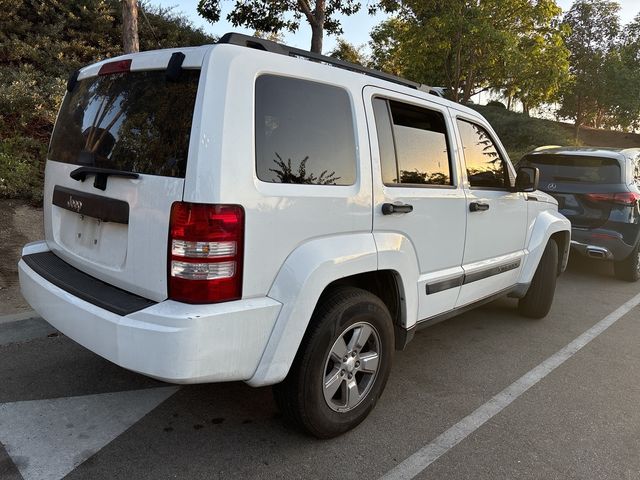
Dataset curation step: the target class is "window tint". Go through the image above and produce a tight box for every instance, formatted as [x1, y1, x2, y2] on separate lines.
[373, 98, 452, 186]
[48, 70, 200, 178]
[523, 154, 621, 184]
[255, 75, 356, 186]
[457, 119, 507, 189]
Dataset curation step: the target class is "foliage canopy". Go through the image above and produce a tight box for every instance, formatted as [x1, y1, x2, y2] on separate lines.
[197, 0, 377, 53]
[369, 0, 570, 109]
[559, 1, 640, 134]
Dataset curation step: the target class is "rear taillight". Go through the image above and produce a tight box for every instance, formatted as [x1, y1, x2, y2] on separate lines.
[168, 202, 244, 304]
[585, 192, 640, 206]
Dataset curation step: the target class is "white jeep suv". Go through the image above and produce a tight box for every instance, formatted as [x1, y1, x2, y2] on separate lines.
[19, 33, 571, 438]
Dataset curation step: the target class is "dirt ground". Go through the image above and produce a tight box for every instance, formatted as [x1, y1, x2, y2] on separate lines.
[0, 199, 44, 315]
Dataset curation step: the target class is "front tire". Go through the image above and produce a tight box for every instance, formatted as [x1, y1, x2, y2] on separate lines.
[273, 287, 394, 438]
[518, 239, 558, 319]
[614, 243, 640, 282]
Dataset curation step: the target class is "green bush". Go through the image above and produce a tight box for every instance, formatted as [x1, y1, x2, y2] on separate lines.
[0, 136, 45, 203]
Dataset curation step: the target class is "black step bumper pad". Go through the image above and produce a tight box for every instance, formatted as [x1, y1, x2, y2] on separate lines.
[22, 252, 156, 316]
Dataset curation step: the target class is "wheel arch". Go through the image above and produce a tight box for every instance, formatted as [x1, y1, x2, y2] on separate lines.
[519, 209, 571, 286]
[320, 270, 410, 351]
[246, 233, 416, 387]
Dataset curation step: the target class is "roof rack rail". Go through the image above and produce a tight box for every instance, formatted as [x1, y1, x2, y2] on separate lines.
[217, 32, 423, 91]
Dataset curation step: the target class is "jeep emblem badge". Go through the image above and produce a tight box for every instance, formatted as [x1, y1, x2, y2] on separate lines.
[66, 196, 83, 213]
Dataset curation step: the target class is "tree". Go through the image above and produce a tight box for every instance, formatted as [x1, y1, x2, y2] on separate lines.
[122, 0, 140, 53]
[369, 0, 568, 105]
[498, 0, 570, 115]
[368, 17, 412, 77]
[329, 39, 367, 65]
[606, 13, 640, 131]
[558, 0, 621, 138]
[197, 0, 376, 53]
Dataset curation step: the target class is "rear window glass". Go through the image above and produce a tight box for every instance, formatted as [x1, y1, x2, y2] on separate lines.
[48, 69, 200, 178]
[255, 75, 357, 186]
[523, 154, 621, 184]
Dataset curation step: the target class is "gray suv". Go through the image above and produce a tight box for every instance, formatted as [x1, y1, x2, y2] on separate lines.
[520, 147, 640, 281]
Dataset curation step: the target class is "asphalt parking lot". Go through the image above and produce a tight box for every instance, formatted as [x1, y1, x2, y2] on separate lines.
[1, 255, 639, 480]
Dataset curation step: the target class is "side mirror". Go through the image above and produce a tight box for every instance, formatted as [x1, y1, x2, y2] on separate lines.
[515, 166, 539, 193]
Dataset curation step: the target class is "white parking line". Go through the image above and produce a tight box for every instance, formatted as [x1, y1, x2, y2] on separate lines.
[0, 387, 179, 480]
[381, 291, 640, 480]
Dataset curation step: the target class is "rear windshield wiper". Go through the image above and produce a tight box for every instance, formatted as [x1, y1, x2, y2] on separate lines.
[70, 166, 139, 191]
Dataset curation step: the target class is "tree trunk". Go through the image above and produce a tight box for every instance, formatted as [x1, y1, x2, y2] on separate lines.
[595, 108, 605, 129]
[308, 0, 325, 53]
[310, 23, 323, 53]
[122, 0, 139, 54]
[574, 97, 582, 142]
[462, 67, 474, 103]
[507, 94, 512, 111]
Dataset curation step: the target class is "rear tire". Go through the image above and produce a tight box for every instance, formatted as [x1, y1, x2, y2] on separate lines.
[518, 239, 558, 319]
[614, 243, 640, 282]
[273, 287, 394, 438]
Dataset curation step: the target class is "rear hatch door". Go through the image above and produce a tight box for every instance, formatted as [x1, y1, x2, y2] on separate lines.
[522, 153, 624, 229]
[43, 49, 204, 302]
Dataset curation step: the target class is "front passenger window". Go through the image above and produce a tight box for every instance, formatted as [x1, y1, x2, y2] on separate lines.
[457, 119, 508, 189]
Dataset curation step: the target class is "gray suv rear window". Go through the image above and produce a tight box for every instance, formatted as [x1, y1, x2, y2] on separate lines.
[524, 154, 621, 184]
[255, 75, 357, 186]
[48, 69, 200, 178]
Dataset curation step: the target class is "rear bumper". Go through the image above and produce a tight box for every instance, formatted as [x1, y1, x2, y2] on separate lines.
[571, 227, 637, 261]
[18, 242, 281, 384]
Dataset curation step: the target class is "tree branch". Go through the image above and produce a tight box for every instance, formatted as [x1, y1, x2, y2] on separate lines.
[297, 0, 316, 25]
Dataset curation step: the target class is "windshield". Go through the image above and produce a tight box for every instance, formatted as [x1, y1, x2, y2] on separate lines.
[524, 154, 621, 184]
[48, 69, 200, 178]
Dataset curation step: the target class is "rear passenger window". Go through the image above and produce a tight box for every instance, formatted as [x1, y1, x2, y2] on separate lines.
[255, 75, 356, 186]
[373, 98, 452, 186]
[457, 119, 508, 189]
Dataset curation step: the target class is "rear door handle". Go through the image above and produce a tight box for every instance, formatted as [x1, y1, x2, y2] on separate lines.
[382, 203, 413, 215]
[469, 201, 490, 212]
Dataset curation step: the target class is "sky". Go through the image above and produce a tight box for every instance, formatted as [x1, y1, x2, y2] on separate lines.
[153, 0, 639, 54]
